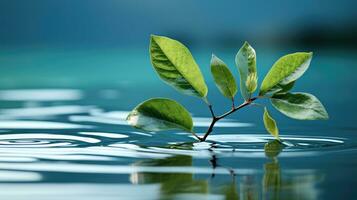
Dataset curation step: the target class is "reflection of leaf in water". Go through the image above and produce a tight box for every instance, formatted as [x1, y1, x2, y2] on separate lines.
[240, 176, 260, 200]
[132, 155, 208, 200]
[165, 142, 195, 150]
[262, 160, 324, 200]
[263, 160, 281, 200]
[262, 141, 324, 200]
[140, 155, 192, 167]
[222, 180, 239, 200]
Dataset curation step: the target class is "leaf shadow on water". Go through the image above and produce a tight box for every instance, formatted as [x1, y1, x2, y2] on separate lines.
[131, 140, 324, 200]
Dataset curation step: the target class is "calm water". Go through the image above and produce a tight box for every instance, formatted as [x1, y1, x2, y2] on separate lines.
[0, 48, 356, 199]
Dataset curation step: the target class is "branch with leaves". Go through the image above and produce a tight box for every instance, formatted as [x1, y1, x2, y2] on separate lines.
[126, 35, 329, 142]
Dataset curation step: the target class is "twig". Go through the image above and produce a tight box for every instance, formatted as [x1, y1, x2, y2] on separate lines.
[199, 97, 258, 141]
[231, 97, 235, 109]
[191, 132, 202, 141]
[208, 104, 216, 118]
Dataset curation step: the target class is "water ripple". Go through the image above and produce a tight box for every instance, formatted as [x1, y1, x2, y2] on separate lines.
[79, 132, 128, 139]
[0, 133, 100, 148]
[0, 132, 350, 161]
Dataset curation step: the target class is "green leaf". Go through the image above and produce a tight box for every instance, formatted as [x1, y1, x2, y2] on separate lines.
[235, 41, 257, 100]
[268, 81, 295, 95]
[210, 54, 237, 99]
[150, 35, 208, 98]
[271, 92, 329, 120]
[126, 98, 193, 132]
[245, 72, 258, 93]
[260, 52, 312, 95]
[263, 107, 279, 140]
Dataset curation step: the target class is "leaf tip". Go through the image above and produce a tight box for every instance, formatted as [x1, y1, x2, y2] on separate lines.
[242, 41, 255, 51]
[210, 54, 223, 66]
[211, 53, 217, 61]
[243, 41, 250, 46]
[150, 34, 161, 42]
[305, 52, 313, 60]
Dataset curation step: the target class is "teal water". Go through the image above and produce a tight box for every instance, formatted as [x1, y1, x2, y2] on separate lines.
[0, 47, 356, 199]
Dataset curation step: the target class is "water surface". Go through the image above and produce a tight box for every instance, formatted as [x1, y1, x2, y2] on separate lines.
[0, 48, 356, 199]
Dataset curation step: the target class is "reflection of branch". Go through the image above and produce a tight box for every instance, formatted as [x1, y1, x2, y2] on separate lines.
[208, 147, 236, 179]
[209, 153, 217, 178]
[208, 147, 240, 200]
